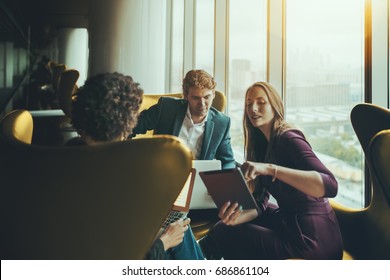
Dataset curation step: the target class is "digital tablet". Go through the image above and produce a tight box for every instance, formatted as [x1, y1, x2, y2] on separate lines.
[198, 168, 258, 211]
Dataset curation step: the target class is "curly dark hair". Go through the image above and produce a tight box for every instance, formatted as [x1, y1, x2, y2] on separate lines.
[182, 70, 216, 95]
[71, 72, 143, 142]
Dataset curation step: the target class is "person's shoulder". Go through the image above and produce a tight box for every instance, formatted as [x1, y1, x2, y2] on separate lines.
[158, 96, 187, 108]
[279, 129, 305, 139]
[159, 96, 186, 104]
[277, 129, 312, 151]
[209, 107, 230, 121]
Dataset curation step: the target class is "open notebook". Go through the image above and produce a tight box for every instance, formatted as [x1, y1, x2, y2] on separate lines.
[161, 168, 196, 229]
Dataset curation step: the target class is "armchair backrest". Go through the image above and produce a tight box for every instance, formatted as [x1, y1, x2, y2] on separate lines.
[351, 103, 390, 207]
[350, 103, 390, 155]
[369, 129, 390, 207]
[51, 63, 66, 94]
[139, 93, 181, 112]
[212, 90, 227, 112]
[136, 90, 226, 138]
[361, 129, 390, 258]
[0, 135, 193, 259]
[0, 110, 33, 144]
[332, 103, 390, 259]
[139, 90, 226, 112]
[58, 69, 80, 119]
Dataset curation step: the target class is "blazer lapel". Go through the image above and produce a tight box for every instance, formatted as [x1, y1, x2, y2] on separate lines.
[199, 112, 215, 160]
[172, 101, 187, 136]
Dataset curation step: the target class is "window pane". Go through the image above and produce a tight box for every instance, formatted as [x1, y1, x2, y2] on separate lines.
[228, 0, 267, 162]
[170, 0, 184, 92]
[285, 0, 365, 208]
[195, 0, 214, 74]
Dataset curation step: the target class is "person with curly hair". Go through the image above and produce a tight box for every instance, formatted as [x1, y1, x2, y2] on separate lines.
[198, 81, 343, 260]
[131, 69, 235, 169]
[71, 72, 143, 144]
[68, 72, 204, 260]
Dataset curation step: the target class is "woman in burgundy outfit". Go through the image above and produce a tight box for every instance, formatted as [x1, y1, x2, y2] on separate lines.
[199, 82, 343, 260]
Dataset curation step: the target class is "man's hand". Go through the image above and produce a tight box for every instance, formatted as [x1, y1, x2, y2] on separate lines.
[160, 218, 191, 250]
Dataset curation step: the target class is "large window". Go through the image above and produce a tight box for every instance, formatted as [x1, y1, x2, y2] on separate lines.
[169, 0, 214, 92]
[168, 0, 367, 209]
[285, 0, 365, 208]
[169, 0, 185, 92]
[194, 0, 214, 75]
[228, 0, 267, 161]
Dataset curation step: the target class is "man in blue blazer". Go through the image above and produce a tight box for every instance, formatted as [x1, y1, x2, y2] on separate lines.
[132, 70, 235, 169]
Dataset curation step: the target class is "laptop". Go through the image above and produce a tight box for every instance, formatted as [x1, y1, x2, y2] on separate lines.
[162, 168, 196, 229]
[189, 160, 222, 209]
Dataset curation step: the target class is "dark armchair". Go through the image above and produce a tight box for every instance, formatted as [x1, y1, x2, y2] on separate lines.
[330, 103, 390, 259]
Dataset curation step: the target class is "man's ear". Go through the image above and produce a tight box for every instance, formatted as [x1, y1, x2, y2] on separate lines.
[183, 93, 189, 100]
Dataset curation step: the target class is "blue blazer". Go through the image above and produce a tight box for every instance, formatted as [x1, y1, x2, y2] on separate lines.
[132, 97, 236, 169]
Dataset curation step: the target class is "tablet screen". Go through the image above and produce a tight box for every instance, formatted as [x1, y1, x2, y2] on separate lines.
[199, 168, 258, 211]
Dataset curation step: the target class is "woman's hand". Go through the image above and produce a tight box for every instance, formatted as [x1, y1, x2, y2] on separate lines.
[160, 218, 191, 250]
[242, 160, 326, 198]
[241, 161, 271, 181]
[219, 201, 259, 226]
[219, 201, 243, 225]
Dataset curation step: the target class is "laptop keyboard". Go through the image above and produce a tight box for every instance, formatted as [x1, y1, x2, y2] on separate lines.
[162, 210, 187, 229]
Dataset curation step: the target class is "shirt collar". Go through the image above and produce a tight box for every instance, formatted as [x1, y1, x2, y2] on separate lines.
[185, 105, 208, 126]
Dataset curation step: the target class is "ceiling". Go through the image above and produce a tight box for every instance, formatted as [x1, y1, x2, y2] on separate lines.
[1, 0, 89, 47]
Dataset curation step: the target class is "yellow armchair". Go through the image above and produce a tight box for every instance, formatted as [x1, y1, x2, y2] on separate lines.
[0, 110, 33, 144]
[0, 131, 193, 259]
[58, 69, 80, 119]
[51, 63, 66, 95]
[136, 90, 226, 138]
